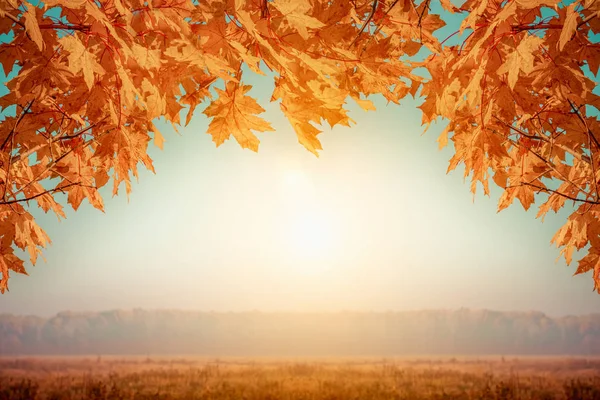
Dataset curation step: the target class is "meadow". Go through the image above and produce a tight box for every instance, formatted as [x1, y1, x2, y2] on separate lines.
[0, 356, 599, 400]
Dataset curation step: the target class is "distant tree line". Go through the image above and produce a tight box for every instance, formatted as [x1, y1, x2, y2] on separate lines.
[1, 309, 599, 356]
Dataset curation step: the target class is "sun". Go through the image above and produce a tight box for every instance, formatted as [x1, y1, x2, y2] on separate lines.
[287, 211, 333, 258]
[282, 211, 335, 275]
[277, 168, 337, 274]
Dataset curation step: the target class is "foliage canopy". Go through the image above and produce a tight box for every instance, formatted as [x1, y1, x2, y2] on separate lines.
[0, 0, 599, 293]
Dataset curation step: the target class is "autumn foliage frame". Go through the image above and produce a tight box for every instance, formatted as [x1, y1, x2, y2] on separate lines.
[0, 0, 599, 293]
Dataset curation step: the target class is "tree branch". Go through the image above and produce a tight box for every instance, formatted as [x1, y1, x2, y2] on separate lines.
[0, 101, 34, 151]
[417, 0, 431, 42]
[493, 115, 591, 164]
[517, 182, 600, 205]
[10, 120, 102, 165]
[1, 11, 25, 29]
[260, 0, 270, 19]
[350, 0, 378, 47]
[568, 99, 600, 150]
[37, 23, 91, 32]
[9, 128, 114, 200]
[487, 126, 589, 197]
[0, 182, 91, 206]
[578, 10, 599, 29]
[511, 11, 599, 33]
[1, 101, 34, 201]
[2, 12, 91, 32]
[364, 0, 401, 48]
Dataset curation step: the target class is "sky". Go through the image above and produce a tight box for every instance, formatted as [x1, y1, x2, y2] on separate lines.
[1, 3, 599, 317]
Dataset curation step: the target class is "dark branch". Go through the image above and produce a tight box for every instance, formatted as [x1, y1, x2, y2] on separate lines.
[417, 0, 431, 41]
[517, 182, 600, 205]
[568, 99, 600, 150]
[368, 0, 401, 42]
[0, 182, 92, 206]
[350, 0, 378, 47]
[1, 101, 34, 151]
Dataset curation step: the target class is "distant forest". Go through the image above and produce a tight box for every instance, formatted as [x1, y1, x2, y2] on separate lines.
[1, 310, 599, 356]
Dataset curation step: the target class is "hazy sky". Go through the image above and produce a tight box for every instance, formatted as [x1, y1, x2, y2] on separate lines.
[1, 5, 599, 317]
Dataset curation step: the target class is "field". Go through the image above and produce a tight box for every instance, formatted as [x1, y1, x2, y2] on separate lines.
[1, 356, 599, 400]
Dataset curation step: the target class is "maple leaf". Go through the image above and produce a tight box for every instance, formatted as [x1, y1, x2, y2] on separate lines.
[439, 0, 459, 13]
[352, 96, 376, 112]
[150, 123, 165, 150]
[286, 116, 323, 156]
[23, 3, 43, 51]
[559, 4, 579, 52]
[437, 125, 451, 150]
[271, 0, 325, 40]
[1, 0, 599, 295]
[515, 0, 560, 7]
[61, 36, 105, 90]
[497, 35, 543, 90]
[203, 82, 274, 151]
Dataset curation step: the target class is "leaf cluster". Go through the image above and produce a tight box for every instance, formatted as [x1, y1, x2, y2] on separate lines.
[0, 0, 598, 293]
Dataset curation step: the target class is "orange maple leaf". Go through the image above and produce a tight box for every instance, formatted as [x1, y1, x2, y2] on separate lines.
[203, 82, 274, 151]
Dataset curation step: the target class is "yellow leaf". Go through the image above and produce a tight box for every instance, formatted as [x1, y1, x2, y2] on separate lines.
[113, 0, 130, 15]
[352, 96, 376, 112]
[132, 44, 161, 70]
[151, 123, 165, 150]
[497, 187, 517, 212]
[271, 0, 325, 40]
[234, 0, 257, 33]
[67, 185, 86, 211]
[228, 41, 265, 76]
[516, 186, 535, 211]
[43, 0, 86, 8]
[559, 4, 578, 52]
[439, 0, 458, 12]
[463, 59, 487, 109]
[288, 117, 323, 156]
[497, 35, 542, 90]
[94, 169, 110, 189]
[595, 263, 600, 293]
[437, 125, 450, 150]
[141, 78, 166, 116]
[23, 2, 43, 51]
[60, 36, 104, 90]
[203, 82, 274, 151]
[515, 0, 560, 7]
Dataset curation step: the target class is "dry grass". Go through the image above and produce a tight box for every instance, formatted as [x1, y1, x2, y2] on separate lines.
[0, 356, 599, 399]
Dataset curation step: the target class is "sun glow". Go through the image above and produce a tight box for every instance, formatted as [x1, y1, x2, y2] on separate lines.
[278, 168, 337, 275]
[287, 211, 333, 257]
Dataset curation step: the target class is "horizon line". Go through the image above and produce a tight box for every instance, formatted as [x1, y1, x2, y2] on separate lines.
[3, 307, 599, 319]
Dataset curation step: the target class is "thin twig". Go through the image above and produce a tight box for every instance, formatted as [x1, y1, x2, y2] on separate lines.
[1, 12, 25, 29]
[362, 0, 401, 50]
[2, 119, 16, 202]
[578, 10, 599, 29]
[510, 11, 599, 33]
[487, 126, 588, 196]
[10, 128, 114, 200]
[260, 0, 270, 19]
[1, 101, 34, 201]
[493, 115, 548, 141]
[0, 182, 91, 206]
[0, 101, 33, 150]
[10, 120, 102, 165]
[586, 121, 599, 201]
[350, 0, 378, 47]
[417, 0, 431, 42]
[494, 115, 590, 164]
[519, 182, 600, 205]
[567, 99, 600, 201]
[569, 99, 600, 149]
